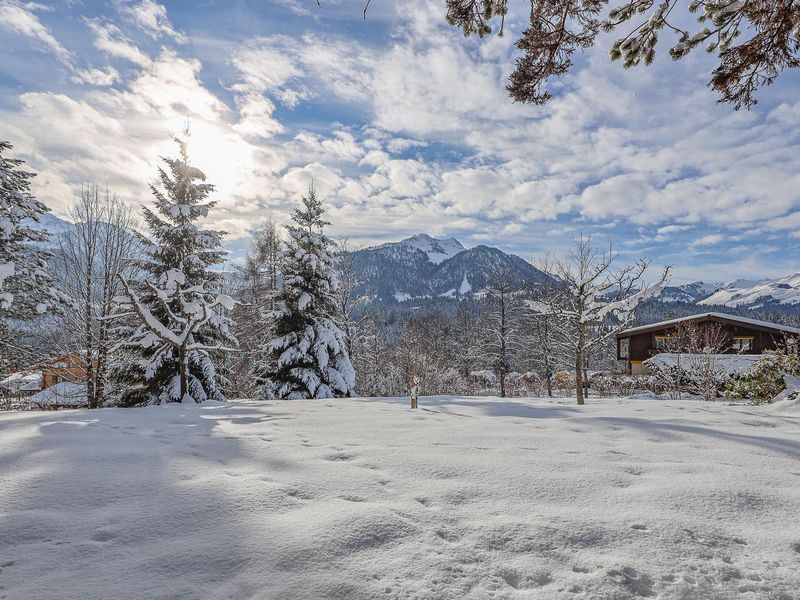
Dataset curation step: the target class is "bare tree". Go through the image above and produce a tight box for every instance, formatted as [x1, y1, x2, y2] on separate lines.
[229, 219, 281, 398]
[54, 185, 139, 408]
[333, 239, 371, 359]
[682, 321, 729, 401]
[649, 320, 729, 400]
[525, 259, 563, 397]
[536, 235, 669, 405]
[481, 263, 525, 397]
[443, 1, 800, 110]
[451, 297, 482, 382]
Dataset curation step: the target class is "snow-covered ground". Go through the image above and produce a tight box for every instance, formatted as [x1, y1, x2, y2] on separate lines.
[2, 396, 799, 599]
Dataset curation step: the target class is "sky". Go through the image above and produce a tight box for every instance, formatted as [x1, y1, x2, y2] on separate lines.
[1, 0, 799, 284]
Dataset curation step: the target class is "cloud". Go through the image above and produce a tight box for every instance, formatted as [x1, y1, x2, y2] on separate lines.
[232, 93, 283, 140]
[0, 0, 72, 65]
[0, 1, 124, 89]
[2, 0, 800, 280]
[72, 66, 121, 86]
[690, 233, 725, 249]
[294, 130, 365, 163]
[85, 18, 152, 67]
[116, 0, 185, 42]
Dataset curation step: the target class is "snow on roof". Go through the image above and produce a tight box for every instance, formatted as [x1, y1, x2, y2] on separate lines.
[27, 382, 87, 407]
[645, 353, 762, 375]
[0, 371, 42, 392]
[617, 312, 800, 337]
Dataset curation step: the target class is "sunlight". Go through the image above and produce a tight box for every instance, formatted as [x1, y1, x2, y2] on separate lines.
[165, 117, 263, 211]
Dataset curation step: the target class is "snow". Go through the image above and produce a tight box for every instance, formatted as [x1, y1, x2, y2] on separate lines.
[394, 292, 412, 302]
[297, 291, 312, 310]
[0, 260, 14, 285]
[458, 272, 472, 295]
[25, 382, 86, 407]
[0, 371, 42, 392]
[400, 233, 464, 265]
[2, 396, 799, 599]
[645, 352, 762, 375]
[770, 375, 800, 408]
[700, 272, 800, 308]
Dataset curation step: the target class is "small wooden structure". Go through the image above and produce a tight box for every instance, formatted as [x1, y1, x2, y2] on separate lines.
[616, 312, 800, 374]
[39, 352, 92, 389]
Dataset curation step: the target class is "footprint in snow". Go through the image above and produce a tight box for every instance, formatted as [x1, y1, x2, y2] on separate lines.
[91, 531, 117, 542]
[338, 494, 366, 503]
[324, 452, 354, 461]
[436, 529, 460, 543]
[500, 569, 522, 589]
[607, 567, 655, 597]
[285, 488, 314, 501]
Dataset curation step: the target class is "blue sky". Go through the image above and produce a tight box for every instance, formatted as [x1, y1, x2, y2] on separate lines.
[1, 0, 800, 283]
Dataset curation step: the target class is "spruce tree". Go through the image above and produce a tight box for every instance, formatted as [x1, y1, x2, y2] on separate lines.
[111, 134, 237, 405]
[0, 141, 56, 320]
[261, 186, 355, 399]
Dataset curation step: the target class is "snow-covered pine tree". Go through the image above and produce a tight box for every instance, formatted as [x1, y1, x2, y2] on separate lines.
[110, 134, 237, 405]
[0, 141, 56, 320]
[261, 185, 355, 399]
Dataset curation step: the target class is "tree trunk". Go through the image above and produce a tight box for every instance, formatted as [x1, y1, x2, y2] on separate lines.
[179, 345, 188, 402]
[84, 276, 96, 410]
[94, 281, 112, 408]
[575, 326, 585, 405]
[545, 365, 553, 398]
[575, 351, 584, 405]
[583, 353, 590, 399]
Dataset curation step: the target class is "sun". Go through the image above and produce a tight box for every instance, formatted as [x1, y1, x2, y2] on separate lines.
[165, 117, 261, 206]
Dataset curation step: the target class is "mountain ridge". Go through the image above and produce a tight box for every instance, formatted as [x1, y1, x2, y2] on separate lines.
[350, 234, 552, 303]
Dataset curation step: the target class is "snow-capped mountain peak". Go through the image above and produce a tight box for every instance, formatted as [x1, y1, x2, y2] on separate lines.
[656, 281, 721, 303]
[398, 234, 465, 265]
[700, 272, 800, 308]
[350, 235, 552, 303]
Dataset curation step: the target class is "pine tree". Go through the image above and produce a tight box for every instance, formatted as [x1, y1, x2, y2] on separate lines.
[0, 141, 56, 320]
[261, 185, 355, 399]
[111, 134, 237, 405]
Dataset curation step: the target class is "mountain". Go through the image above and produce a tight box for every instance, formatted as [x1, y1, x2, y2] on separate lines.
[349, 234, 552, 302]
[399, 234, 464, 265]
[30, 212, 74, 235]
[657, 281, 721, 303]
[699, 273, 800, 309]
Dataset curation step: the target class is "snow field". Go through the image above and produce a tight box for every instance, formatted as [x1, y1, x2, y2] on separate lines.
[1, 396, 799, 599]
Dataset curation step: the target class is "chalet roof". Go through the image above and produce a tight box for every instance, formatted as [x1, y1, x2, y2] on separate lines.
[616, 312, 800, 338]
[0, 371, 43, 392]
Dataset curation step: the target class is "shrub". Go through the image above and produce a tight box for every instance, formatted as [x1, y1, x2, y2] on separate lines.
[726, 351, 800, 405]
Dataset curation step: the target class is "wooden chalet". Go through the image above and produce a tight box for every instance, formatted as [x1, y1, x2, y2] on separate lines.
[616, 312, 800, 375]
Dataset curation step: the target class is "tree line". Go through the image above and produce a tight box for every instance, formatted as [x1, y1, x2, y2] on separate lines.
[1, 134, 668, 407]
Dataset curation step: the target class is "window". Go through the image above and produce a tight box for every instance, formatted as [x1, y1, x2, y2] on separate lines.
[655, 335, 671, 350]
[732, 337, 753, 352]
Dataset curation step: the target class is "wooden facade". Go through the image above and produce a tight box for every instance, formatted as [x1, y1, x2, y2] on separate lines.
[616, 313, 800, 374]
